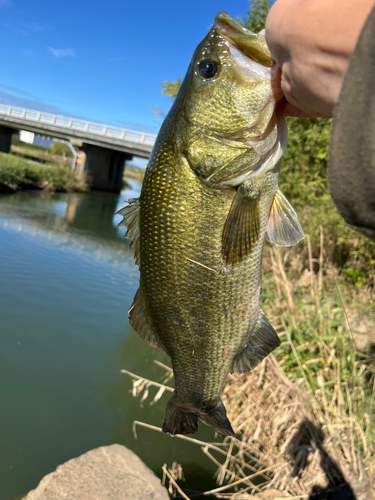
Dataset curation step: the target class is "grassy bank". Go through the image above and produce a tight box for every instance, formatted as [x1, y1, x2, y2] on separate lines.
[0, 152, 88, 194]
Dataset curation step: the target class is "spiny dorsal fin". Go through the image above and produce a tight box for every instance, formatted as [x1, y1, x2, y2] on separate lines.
[230, 312, 280, 374]
[117, 198, 141, 266]
[128, 288, 164, 351]
[267, 189, 304, 247]
[222, 186, 260, 265]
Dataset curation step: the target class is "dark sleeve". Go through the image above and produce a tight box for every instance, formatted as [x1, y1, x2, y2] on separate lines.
[328, 5, 375, 242]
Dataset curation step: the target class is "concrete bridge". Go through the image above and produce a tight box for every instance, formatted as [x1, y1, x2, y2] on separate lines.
[0, 104, 157, 192]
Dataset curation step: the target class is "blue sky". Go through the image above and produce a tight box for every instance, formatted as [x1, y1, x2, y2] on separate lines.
[0, 0, 256, 134]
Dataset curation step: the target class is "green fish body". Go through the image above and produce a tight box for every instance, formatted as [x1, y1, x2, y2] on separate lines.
[119, 12, 304, 436]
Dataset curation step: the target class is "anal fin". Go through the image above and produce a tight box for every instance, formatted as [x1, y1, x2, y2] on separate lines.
[231, 312, 280, 374]
[267, 189, 304, 246]
[128, 288, 164, 351]
[222, 184, 260, 265]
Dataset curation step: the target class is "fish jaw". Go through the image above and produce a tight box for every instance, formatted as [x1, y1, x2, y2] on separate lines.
[214, 10, 274, 66]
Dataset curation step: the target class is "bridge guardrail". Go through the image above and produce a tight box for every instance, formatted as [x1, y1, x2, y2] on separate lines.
[0, 104, 157, 146]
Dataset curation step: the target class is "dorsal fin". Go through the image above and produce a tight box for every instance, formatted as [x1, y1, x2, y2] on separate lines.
[117, 198, 141, 266]
[267, 189, 304, 246]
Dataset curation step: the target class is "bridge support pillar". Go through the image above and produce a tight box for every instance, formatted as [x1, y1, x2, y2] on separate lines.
[0, 126, 15, 153]
[81, 144, 132, 193]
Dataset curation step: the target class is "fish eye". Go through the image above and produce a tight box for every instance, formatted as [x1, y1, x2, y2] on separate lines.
[198, 59, 219, 79]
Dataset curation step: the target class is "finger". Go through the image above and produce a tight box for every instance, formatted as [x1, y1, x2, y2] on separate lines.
[276, 98, 328, 118]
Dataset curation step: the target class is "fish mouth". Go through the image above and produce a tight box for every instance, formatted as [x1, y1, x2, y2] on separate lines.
[213, 11, 283, 103]
[213, 11, 274, 67]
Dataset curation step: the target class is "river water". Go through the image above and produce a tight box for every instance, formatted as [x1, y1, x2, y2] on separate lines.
[0, 183, 220, 499]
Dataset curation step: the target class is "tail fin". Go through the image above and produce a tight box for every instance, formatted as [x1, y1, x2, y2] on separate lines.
[162, 397, 198, 436]
[162, 396, 235, 437]
[199, 400, 235, 437]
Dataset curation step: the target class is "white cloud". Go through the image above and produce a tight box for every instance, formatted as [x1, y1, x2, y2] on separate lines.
[48, 47, 76, 58]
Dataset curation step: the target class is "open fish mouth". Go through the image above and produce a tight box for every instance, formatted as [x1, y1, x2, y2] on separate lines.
[213, 11, 274, 66]
[214, 11, 284, 103]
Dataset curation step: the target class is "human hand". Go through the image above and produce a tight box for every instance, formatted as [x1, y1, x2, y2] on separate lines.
[266, 0, 375, 118]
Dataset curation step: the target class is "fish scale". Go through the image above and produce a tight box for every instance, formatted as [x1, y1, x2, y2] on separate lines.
[118, 11, 304, 436]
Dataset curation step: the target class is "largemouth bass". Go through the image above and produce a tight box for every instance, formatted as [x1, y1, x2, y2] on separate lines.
[118, 12, 304, 437]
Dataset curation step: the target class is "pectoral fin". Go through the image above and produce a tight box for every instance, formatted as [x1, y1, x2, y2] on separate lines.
[267, 189, 304, 246]
[117, 198, 141, 266]
[231, 312, 280, 374]
[128, 288, 164, 351]
[222, 186, 260, 265]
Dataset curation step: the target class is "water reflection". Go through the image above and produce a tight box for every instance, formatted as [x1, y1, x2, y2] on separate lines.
[0, 183, 219, 500]
[0, 185, 140, 499]
[0, 184, 140, 265]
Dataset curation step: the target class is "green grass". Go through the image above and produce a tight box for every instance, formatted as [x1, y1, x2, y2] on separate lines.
[277, 116, 375, 289]
[0, 152, 88, 193]
[262, 242, 375, 474]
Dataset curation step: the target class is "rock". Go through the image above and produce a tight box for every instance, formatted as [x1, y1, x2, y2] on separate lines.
[347, 310, 375, 355]
[25, 444, 170, 500]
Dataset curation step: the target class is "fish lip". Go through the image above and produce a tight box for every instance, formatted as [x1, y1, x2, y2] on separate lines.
[213, 11, 253, 38]
[213, 11, 274, 67]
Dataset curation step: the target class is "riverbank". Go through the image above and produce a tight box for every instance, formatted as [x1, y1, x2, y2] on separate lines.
[0, 152, 88, 194]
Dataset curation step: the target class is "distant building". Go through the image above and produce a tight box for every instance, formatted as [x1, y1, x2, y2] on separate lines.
[19, 130, 55, 149]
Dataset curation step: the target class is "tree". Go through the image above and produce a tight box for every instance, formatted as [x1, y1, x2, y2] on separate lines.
[51, 141, 72, 158]
[161, 78, 182, 100]
[242, 0, 272, 33]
